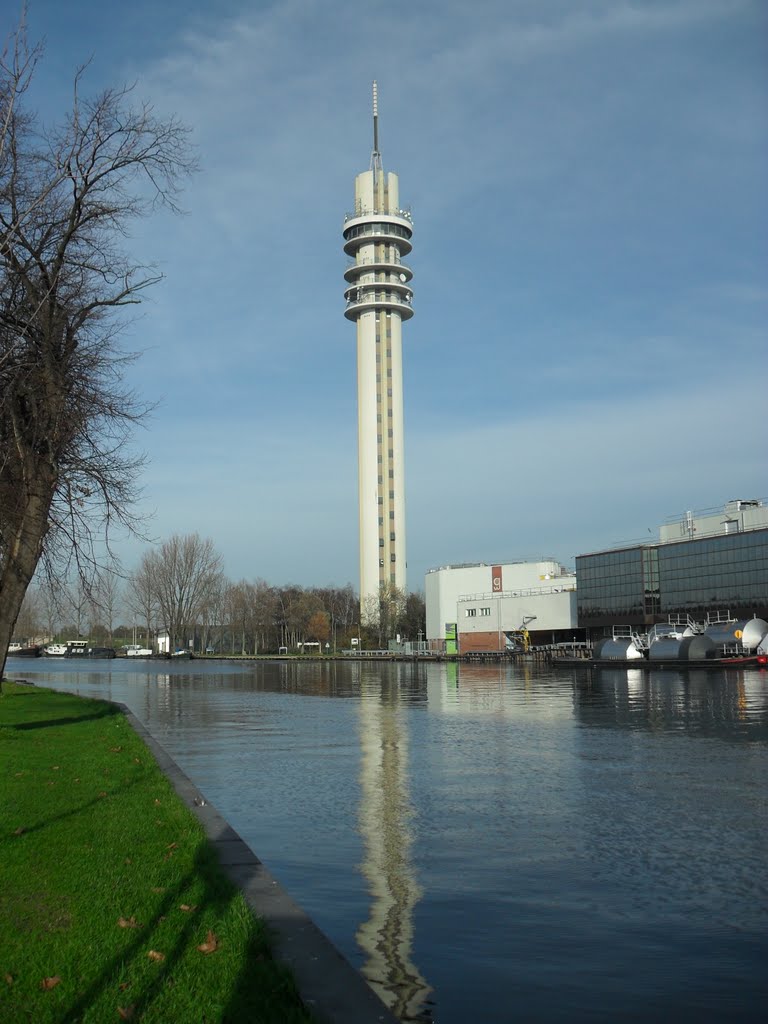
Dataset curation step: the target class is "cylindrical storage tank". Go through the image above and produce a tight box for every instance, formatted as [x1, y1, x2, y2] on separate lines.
[593, 638, 645, 661]
[650, 635, 717, 660]
[704, 618, 768, 652]
[678, 635, 718, 660]
[649, 637, 682, 660]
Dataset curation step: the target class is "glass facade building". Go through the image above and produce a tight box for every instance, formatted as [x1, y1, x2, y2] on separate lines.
[576, 527, 768, 629]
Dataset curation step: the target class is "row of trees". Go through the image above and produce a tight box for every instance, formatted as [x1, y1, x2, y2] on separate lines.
[15, 533, 427, 655]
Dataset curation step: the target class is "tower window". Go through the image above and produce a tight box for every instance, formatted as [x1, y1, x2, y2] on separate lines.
[390, 554, 396, 562]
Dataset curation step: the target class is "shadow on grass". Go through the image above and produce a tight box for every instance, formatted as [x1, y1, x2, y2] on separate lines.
[1, 775, 145, 845]
[13, 707, 120, 730]
[58, 840, 306, 1024]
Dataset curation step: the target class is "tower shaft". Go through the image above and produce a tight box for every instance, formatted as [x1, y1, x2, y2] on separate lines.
[343, 89, 413, 617]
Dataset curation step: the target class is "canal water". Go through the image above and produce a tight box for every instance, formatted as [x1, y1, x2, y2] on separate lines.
[8, 658, 768, 1023]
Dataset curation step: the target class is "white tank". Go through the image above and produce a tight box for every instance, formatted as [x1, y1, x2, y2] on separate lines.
[593, 638, 645, 661]
[704, 617, 768, 652]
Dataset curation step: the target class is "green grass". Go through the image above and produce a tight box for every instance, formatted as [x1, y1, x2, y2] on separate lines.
[0, 682, 315, 1023]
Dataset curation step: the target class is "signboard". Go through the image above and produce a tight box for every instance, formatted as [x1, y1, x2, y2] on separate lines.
[492, 565, 503, 593]
[445, 622, 458, 656]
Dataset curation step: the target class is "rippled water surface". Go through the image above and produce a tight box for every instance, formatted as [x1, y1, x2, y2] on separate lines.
[10, 657, 768, 1023]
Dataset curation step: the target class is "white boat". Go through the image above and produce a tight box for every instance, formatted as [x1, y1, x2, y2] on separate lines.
[44, 643, 69, 656]
[9, 642, 23, 653]
[125, 645, 153, 657]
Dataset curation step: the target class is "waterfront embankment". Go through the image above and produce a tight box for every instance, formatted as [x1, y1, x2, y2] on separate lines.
[0, 682, 396, 1024]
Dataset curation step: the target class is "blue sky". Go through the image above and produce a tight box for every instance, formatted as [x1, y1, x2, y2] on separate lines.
[19, 0, 768, 589]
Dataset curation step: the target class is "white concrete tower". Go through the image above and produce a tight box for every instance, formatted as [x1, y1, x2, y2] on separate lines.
[343, 82, 413, 616]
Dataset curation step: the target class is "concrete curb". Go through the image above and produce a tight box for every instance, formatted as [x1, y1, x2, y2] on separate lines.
[118, 703, 398, 1024]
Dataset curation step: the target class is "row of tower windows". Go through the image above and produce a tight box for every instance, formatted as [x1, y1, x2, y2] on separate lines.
[344, 222, 411, 241]
[378, 556, 397, 565]
[378, 534, 397, 545]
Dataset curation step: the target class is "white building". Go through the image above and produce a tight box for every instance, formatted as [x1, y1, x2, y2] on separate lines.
[426, 560, 578, 654]
[658, 498, 768, 543]
[343, 83, 413, 616]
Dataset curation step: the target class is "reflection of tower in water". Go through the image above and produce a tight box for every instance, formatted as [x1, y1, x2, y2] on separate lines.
[356, 669, 432, 1021]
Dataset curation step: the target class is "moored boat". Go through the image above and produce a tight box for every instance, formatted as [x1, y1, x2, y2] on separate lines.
[8, 643, 41, 657]
[44, 643, 69, 656]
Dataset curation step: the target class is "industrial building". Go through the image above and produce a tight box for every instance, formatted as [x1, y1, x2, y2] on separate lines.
[424, 498, 767, 654]
[425, 560, 578, 654]
[344, 83, 413, 615]
[576, 499, 768, 637]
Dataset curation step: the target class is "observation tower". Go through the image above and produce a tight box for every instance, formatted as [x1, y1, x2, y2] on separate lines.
[343, 82, 413, 616]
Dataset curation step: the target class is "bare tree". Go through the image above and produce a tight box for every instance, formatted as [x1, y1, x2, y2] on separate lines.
[90, 569, 119, 641]
[64, 578, 90, 638]
[13, 581, 40, 641]
[146, 534, 223, 653]
[0, 22, 193, 678]
[363, 581, 407, 648]
[127, 551, 158, 646]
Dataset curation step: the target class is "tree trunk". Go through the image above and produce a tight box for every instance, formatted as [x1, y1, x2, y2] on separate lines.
[0, 474, 55, 683]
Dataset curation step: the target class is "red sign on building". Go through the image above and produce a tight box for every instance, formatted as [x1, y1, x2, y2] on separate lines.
[491, 565, 503, 592]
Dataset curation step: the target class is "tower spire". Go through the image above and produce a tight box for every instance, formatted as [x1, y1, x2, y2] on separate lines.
[371, 80, 382, 175]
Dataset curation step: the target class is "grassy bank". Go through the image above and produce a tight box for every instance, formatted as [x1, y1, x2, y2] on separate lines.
[0, 682, 314, 1023]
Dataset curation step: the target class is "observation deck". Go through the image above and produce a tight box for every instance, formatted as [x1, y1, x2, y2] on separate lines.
[343, 206, 413, 319]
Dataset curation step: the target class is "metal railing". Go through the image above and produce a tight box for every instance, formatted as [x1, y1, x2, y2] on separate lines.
[344, 206, 412, 223]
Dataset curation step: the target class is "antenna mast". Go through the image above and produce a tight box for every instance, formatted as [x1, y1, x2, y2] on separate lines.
[371, 80, 383, 176]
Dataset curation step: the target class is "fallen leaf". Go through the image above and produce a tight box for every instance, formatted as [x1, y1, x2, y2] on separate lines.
[40, 976, 61, 990]
[74, 777, 81, 783]
[118, 982, 131, 991]
[98, 791, 108, 798]
[154, 799, 161, 806]
[4, 973, 13, 986]
[111, 746, 123, 753]
[13, 827, 25, 836]
[117, 917, 139, 929]
[166, 842, 178, 850]
[197, 930, 219, 954]
[124, 858, 132, 865]
[151, 887, 165, 894]
[147, 950, 165, 962]
[117, 1005, 135, 1019]
[179, 904, 197, 913]
[134, 758, 141, 764]
[51, 766, 60, 771]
